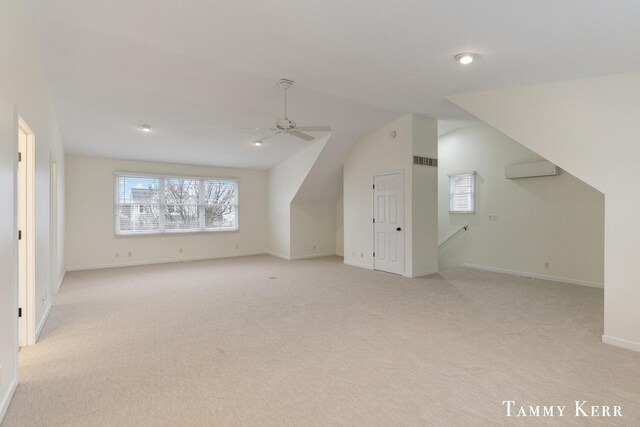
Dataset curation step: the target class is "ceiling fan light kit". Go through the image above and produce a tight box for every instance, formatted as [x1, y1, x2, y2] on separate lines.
[249, 79, 332, 145]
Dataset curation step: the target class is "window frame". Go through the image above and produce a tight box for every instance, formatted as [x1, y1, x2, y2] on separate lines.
[114, 172, 239, 236]
[448, 172, 476, 214]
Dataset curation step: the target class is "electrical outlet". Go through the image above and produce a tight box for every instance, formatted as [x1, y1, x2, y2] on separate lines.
[360, 252, 364, 258]
[115, 252, 119, 258]
[235, 244, 239, 249]
[313, 245, 316, 251]
[179, 248, 183, 253]
[545, 262, 550, 269]
[127, 251, 132, 257]
[488, 214, 498, 222]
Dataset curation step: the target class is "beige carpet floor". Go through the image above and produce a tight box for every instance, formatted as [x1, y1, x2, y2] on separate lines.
[3, 255, 639, 426]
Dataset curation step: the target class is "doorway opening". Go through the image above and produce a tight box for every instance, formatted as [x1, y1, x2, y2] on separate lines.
[18, 116, 36, 347]
[373, 172, 404, 275]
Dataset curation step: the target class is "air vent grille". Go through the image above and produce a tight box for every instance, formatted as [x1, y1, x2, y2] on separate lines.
[413, 156, 438, 167]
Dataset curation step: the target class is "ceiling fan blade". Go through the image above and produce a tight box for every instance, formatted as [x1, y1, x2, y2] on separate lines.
[295, 125, 332, 132]
[239, 127, 277, 131]
[291, 131, 315, 141]
[255, 131, 282, 142]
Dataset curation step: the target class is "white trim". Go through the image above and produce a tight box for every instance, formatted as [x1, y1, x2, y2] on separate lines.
[267, 252, 290, 260]
[403, 269, 439, 279]
[36, 302, 52, 342]
[289, 253, 337, 260]
[56, 270, 66, 293]
[602, 335, 640, 352]
[463, 263, 603, 288]
[344, 259, 373, 270]
[66, 251, 268, 272]
[0, 378, 18, 424]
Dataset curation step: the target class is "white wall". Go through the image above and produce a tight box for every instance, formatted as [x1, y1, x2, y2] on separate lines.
[449, 72, 640, 350]
[343, 114, 438, 276]
[267, 137, 327, 259]
[290, 203, 336, 259]
[335, 196, 344, 256]
[438, 125, 604, 286]
[0, 0, 65, 420]
[344, 115, 413, 270]
[65, 156, 267, 270]
[411, 115, 439, 276]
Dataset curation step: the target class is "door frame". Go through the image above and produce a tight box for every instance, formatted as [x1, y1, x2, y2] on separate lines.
[17, 115, 36, 347]
[50, 152, 58, 294]
[372, 170, 405, 274]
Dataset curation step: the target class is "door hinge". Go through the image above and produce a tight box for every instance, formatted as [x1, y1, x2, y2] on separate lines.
[373, 251, 375, 257]
[18, 230, 22, 240]
[373, 218, 375, 223]
[373, 184, 375, 189]
[18, 307, 22, 318]
[18, 152, 22, 162]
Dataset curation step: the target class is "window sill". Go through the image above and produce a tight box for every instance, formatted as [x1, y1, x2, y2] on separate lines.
[115, 228, 239, 237]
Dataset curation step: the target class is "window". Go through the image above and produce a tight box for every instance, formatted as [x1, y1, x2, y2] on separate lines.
[115, 174, 238, 235]
[449, 172, 475, 213]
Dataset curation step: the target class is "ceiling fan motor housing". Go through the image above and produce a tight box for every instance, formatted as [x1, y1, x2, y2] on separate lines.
[276, 118, 296, 130]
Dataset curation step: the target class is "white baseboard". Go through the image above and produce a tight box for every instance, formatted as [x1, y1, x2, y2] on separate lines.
[463, 263, 603, 289]
[267, 252, 290, 261]
[344, 259, 373, 270]
[403, 269, 439, 279]
[290, 253, 337, 260]
[602, 335, 640, 352]
[66, 251, 268, 272]
[55, 270, 66, 293]
[36, 302, 52, 342]
[0, 378, 17, 424]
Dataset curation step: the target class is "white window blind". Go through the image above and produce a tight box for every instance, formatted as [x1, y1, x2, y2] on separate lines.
[449, 173, 475, 213]
[115, 174, 238, 235]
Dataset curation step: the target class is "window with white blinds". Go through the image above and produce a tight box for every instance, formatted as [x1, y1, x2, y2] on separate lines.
[449, 172, 475, 213]
[115, 174, 238, 235]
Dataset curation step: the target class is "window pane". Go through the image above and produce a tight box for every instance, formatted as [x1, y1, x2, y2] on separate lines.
[449, 173, 474, 213]
[165, 204, 200, 230]
[204, 180, 237, 229]
[165, 179, 199, 205]
[117, 176, 161, 232]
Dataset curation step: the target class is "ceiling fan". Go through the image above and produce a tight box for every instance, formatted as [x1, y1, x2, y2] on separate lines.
[247, 79, 332, 143]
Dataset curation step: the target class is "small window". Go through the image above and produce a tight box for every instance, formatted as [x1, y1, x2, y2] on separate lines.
[449, 172, 475, 213]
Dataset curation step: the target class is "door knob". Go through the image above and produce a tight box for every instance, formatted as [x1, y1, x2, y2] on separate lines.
[396, 227, 402, 231]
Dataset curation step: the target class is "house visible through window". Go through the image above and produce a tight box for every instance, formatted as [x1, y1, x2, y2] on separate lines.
[115, 174, 238, 234]
[449, 172, 475, 213]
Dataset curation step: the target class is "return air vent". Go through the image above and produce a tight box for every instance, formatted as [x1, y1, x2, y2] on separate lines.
[413, 156, 438, 167]
[505, 160, 558, 179]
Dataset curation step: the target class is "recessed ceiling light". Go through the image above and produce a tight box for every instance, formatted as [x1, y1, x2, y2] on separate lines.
[455, 53, 476, 65]
[138, 124, 152, 132]
[253, 141, 263, 147]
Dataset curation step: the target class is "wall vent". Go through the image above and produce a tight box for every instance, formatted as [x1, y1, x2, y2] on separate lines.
[413, 156, 438, 167]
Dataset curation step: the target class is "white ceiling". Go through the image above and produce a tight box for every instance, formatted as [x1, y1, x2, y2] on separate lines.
[28, 0, 640, 169]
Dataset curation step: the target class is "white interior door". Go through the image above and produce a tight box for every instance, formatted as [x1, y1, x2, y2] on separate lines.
[373, 173, 404, 275]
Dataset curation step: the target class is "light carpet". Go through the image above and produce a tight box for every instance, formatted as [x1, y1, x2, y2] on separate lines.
[3, 255, 639, 426]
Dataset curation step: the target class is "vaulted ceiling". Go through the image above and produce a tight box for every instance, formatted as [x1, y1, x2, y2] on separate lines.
[28, 0, 640, 169]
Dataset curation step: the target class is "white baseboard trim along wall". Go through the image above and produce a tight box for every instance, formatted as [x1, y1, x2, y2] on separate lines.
[403, 270, 439, 279]
[290, 253, 337, 260]
[463, 263, 604, 289]
[56, 271, 66, 293]
[602, 335, 640, 353]
[66, 252, 268, 272]
[36, 302, 52, 342]
[0, 379, 17, 425]
[343, 260, 373, 270]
